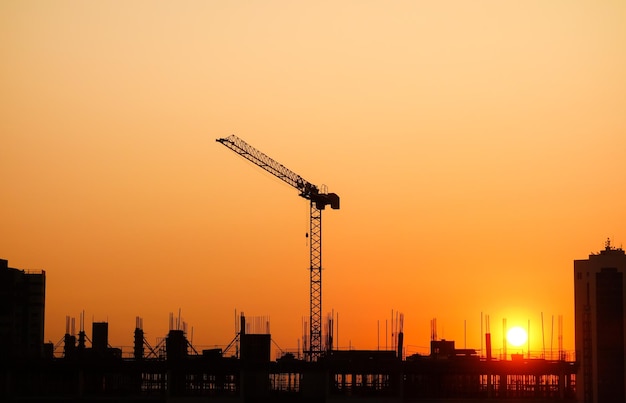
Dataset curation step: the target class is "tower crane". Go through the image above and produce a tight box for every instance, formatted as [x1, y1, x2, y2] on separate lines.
[216, 135, 339, 361]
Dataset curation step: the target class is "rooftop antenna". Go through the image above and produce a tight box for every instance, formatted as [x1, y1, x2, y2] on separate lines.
[527, 319, 530, 359]
[336, 312, 339, 352]
[541, 312, 546, 358]
[558, 314, 563, 360]
[480, 312, 483, 357]
[502, 318, 507, 360]
[485, 314, 492, 361]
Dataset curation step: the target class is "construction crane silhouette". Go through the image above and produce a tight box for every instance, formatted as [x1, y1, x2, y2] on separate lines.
[216, 135, 339, 361]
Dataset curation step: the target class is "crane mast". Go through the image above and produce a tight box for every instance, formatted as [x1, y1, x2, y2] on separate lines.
[216, 135, 339, 361]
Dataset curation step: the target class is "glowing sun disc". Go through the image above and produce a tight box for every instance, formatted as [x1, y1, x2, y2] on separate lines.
[506, 326, 528, 347]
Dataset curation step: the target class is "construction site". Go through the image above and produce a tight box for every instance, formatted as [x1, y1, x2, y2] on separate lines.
[1, 136, 581, 401]
[1, 312, 577, 402]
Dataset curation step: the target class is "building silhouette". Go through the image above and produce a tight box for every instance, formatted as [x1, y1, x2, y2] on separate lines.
[0, 259, 46, 359]
[574, 239, 626, 403]
[0, 255, 579, 401]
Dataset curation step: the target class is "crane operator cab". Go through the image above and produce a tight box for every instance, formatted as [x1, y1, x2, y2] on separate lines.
[313, 193, 340, 210]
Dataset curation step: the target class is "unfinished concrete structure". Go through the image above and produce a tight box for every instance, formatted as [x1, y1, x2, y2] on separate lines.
[1, 313, 577, 402]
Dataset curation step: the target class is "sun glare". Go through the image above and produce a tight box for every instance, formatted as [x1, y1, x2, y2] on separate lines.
[506, 326, 528, 347]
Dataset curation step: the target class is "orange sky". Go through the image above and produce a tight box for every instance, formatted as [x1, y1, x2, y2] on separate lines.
[2, 0, 625, 358]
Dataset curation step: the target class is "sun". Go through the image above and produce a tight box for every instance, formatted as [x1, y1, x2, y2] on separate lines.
[506, 326, 528, 347]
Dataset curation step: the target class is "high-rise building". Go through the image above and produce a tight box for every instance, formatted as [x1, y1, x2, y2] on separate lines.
[0, 258, 46, 359]
[574, 240, 626, 403]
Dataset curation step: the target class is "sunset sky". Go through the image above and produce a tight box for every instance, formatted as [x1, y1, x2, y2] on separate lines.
[2, 1, 625, 358]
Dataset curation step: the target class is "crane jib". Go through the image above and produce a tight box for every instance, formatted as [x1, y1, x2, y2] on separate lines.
[217, 135, 339, 210]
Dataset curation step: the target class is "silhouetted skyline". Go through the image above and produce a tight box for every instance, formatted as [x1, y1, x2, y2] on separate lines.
[2, 1, 625, 357]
